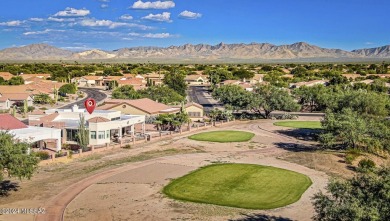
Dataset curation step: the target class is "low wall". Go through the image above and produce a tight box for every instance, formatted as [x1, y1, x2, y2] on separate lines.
[39, 120, 235, 165]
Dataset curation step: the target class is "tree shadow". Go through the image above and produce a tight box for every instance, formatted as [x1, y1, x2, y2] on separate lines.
[0, 180, 20, 197]
[275, 129, 322, 141]
[229, 213, 293, 221]
[273, 142, 319, 152]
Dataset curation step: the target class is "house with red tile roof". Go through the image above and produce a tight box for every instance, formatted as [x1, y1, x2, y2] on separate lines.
[0, 114, 62, 151]
[0, 93, 33, 106]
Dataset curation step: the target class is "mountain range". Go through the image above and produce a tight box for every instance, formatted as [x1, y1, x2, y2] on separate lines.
[0, 42, 389, 61]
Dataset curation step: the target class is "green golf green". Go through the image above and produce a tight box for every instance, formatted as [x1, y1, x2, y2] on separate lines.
[274, 121, 322, 129]
[163, 164, 312, 210]
[188, 130, 255, 143]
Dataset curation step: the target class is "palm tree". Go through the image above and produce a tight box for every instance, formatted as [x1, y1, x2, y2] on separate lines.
[209, 108, 220, 126]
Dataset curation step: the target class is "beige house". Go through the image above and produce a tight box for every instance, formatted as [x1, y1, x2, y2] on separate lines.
[98, 98, 180, 116]
[290, 80, 329, 88]
[185, 75, 209, 85]
[221, 80, 241, 85]
[174, 102, 204, 122]
[249, 74, 264, 84]
[0, 93, 33, 106]
[72, 76, 104, 87]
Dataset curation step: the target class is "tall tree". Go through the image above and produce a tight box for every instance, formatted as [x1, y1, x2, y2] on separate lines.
[313, 167, 390, 221]
[111, 85, 141, 99]
[0, 132, 39, 182]
[163, 71, 187, 96]
[232, 69, 255, 80]
[250, 85, 301, 119]
[138, 85, 184, 104]
[8, 76, 24, 85]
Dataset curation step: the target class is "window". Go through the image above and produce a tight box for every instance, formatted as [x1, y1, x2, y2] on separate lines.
[188, 112, 201, 117]
[66, 129, 78, 142]
[90, 131, 96, 139]
[106, 130, 110, 138]
[98, 131, 105, 139]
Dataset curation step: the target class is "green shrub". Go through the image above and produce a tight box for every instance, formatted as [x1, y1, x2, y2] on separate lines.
[35, 151, 50, 160]
[345, 149, 361, 165]
[357, 158, 376, 172]
[59, 83, 77, 94]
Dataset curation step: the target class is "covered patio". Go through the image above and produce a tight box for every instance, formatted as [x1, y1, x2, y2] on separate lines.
[9, 126, 62, 151]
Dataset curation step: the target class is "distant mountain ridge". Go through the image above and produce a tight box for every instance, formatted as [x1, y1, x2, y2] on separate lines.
[0, 42, 389, 61]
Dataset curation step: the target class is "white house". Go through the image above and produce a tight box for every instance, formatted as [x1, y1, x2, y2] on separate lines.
[0, 114, 62, 151]
[0, 97, 10, 110]
[29, 105, 146, 147]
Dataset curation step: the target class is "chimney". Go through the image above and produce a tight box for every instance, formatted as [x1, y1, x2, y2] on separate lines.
[72, 104, 79, 112]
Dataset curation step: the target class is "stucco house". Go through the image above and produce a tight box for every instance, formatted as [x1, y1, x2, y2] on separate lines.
[0, 93, 34, 106]
[173, 102, 204, 122]
[185, 75, 209, 85]
[0, 97, 11, 110]
[1, 114, 62, 151]
[98, 98, 180, 116]
[28, 105, 146, 147]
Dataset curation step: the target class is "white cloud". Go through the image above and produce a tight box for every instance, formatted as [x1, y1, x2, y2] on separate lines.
[29, 18, 44, 22]
[131, 0, 175, 9]
[142, 12, 171, 22]
[126, 32, 174, 39]
[48, 17, 76, 22]
[0, 20, 23, 26]
[101, 4, 109, 9]
[179, 10, 202, 19]
[54, 7, 90, 17]
[23, 29, 65, 36]
[365, 42, 375, 45]
[98, 0, 110, 2]
[78, 18, 151, 29]
[120, 14, 133, 20]
[143, 33, 172, 38]
[128, 32, 141, 37]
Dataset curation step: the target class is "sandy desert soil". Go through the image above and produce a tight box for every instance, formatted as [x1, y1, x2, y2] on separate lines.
[2, 117, 383, 221]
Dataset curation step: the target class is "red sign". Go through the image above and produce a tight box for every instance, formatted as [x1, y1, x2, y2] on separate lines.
[84, 98, 96, 114]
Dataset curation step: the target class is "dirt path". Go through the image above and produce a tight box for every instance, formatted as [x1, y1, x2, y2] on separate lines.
[30, 120, 326, 221]
[62, 152, 328, 221]
[0, 121, 326, 221]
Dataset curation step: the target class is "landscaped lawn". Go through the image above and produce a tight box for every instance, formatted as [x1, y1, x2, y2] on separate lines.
[163, 164, 312, 210]
[274, 121, 322, 129]
[188, 130, 255, 143]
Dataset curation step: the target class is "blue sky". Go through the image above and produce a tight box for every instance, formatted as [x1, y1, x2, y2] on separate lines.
[0, 0, 388, 51]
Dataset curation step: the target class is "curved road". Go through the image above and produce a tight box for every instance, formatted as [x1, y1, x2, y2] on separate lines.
[61, 88, 107, 109]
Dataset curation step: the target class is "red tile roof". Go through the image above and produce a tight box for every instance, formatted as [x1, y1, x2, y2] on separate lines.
[1, 93, 32, 101]
[0, 72, 15, 81]
[0, 114, 28, 130]
[88, 117, 110, 123]
[103, 98, 173, 115]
